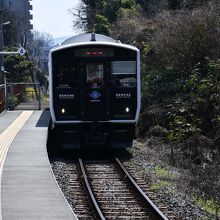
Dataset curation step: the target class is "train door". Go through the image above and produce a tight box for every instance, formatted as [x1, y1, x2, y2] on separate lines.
[80, 61, 110, 120]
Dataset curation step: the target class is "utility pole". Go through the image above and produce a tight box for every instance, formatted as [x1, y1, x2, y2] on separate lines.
[0, 8, 3, 83]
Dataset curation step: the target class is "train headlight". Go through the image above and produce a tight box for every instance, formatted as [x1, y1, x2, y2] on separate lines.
[61, 108, 65, 114]
[125, 107, 130, 113]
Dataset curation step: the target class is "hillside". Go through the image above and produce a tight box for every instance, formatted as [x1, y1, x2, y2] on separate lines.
[72, 0, 220, 217]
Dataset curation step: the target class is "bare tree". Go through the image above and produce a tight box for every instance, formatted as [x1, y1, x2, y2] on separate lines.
[138, 0, 168, 17]
[153, 2, 220, 72]
[28, 30, 54, 65]
[112, 16, 145, 44]
[27, 30, 54, 93]
[69, 2, 88, 31]
[69, 1, 105, 33]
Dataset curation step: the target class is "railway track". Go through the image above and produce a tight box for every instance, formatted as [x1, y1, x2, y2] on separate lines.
[64, 157, 176, 220]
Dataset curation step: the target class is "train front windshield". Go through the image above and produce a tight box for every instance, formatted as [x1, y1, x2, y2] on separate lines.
[51, 45, 138, 121]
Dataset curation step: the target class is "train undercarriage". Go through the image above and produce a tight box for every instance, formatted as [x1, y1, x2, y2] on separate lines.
[47, 122, 136, 150]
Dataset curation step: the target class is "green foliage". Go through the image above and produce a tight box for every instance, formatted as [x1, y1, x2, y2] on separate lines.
[79, 0, 220, 171]
[104, 0, 136, 22]
[148, 125, 168, 138]
[117, 6, 138, 19]
[36, 69, 48, 87]
[7, 96, 17, 110]
[150, 181, 174, 191]
[77, 0, 138, 34]
[191, 163, 220, 218]
[195, 198, 220, 217]
[4, 49, 34, 82]
[167, 122, 201, 143]
[138, 107, 168, 137]
[154, 166, 175, 179]
[183, 59, 220, 135]
[137, 2, 220, 142]
[142, 68, 184, 100]
[95, 14, 111, 35]
[76, 0, 220, 215]
[139, 58, 220, 142]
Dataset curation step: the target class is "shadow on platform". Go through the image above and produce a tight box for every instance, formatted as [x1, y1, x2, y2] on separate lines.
[36, 110, 51, 127]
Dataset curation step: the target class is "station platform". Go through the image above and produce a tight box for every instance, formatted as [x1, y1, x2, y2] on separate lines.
[0, 110, 77, 220]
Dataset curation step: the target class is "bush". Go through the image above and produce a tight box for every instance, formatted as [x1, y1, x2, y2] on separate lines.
[154, 4, 220, 72]
[190, 164, 220, 218]
[148, 125, 168, 138]
[7, 96, 17, 110]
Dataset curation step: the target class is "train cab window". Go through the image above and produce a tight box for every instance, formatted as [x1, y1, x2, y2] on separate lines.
[87, 64, 104, 88]
[57, 63, 77, 86]
[111, 61, 136, 75]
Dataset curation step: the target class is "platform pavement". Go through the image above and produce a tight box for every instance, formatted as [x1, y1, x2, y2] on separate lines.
[0, 111, 77, 220]
[0, 111, 22, 134]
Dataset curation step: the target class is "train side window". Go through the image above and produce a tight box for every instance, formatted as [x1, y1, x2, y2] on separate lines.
[87, 64, 104, 88]
[111, 61, 136, 75]
[112, 76, 137, 88]
[111, 61, 137, 88]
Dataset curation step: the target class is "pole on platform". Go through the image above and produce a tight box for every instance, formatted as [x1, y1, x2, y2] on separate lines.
[38, 84, 41, 110]
[4, 71, 7, 110]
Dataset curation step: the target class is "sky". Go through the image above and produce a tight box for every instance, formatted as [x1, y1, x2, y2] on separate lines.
[31, 0, 80, 39]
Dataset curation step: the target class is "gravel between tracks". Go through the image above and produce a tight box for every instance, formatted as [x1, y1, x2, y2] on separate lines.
[50, 139, 214, 220]
[51, 162, 76, 209]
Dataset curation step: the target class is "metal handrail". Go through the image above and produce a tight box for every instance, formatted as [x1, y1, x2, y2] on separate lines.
[0, 82, 42, 111]
[6, 82, 39, 85]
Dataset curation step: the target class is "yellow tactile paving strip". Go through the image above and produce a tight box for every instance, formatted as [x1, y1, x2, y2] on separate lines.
[0, 111, 33, 174]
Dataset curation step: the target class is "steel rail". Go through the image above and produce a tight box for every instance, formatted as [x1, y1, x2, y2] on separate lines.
[115, 158, 169, 220]
[78, 158, 106, 220]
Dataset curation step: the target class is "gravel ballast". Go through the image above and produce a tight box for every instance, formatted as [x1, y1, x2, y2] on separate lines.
[50, 139, 216, 220]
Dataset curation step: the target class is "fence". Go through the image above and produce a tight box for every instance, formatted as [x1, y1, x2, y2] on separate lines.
[0, 84, 5, 113]
[0, 83, 42, 113]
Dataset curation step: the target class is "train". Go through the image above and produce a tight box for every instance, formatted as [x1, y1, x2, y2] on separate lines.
[48, 33, 140, 149]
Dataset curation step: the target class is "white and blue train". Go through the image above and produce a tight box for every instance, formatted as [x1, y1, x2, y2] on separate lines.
[49, 33, 140, 149]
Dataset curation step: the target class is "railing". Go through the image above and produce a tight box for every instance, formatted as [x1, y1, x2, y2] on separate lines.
[0, 83, 42, 113]
[0, 84, 5, 113]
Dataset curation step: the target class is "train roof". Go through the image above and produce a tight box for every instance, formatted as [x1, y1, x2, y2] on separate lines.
[51, 33, 139, 53]
[62, 33, 117, 45]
